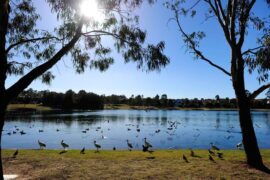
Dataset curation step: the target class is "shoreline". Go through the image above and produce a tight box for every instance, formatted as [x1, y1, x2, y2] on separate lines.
[7, 103, 270, 112]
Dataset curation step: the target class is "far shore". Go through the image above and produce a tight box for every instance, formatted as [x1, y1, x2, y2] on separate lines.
[6, 103, 270, 112]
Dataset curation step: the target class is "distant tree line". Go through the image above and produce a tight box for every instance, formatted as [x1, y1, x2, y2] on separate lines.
[10, 89, 270, 109]
[11, 89, 104, 110]
[104, 94, 270, 109]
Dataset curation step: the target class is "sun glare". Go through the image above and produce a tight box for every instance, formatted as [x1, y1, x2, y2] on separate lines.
[80, 0, 104, 22]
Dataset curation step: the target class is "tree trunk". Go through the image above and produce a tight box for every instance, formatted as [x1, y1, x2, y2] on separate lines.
[0, 103, 6, 180]
[237, 95, 264, 168]
[231, 48, 270, 172]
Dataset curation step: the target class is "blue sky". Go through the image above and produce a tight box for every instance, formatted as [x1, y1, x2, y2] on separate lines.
[6, 1, 270, 99]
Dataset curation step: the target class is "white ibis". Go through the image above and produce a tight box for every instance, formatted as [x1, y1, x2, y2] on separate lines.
[236, 141, 243, 150]
[38, 140, 46, 149]
[144, 138, 152, 148]
[61, 140, 69, 150]
[94, 140, 101, 152]
[126, 140, 133, 150]
[210, 143, 220, 151]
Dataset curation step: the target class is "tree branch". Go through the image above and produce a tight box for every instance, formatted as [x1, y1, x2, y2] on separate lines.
[205, 0, 232, 44]
[238, 0, 256, 47]
[242, 45, 264, 55]
[174, 12, 231, 76]
[249, 83, 270, 100]
[81, 30, 135, 46]
[216, 0, 227, 25]
[6, 36, 63, 53]
[6, 21, 84, 101]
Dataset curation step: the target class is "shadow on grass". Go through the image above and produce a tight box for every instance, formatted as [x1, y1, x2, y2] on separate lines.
[59, 150, 67, 154]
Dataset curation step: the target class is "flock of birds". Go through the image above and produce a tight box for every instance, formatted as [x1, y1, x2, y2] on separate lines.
[11, 139, 245, 165]
[182, 142, 241, 163]
[11, 137, 155, 158]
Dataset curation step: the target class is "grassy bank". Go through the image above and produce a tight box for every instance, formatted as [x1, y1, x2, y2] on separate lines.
[3, 149, 270, 179]
[7, 104, 52, 111]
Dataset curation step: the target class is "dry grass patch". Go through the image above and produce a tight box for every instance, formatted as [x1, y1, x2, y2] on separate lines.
[3, 150, 270, 179]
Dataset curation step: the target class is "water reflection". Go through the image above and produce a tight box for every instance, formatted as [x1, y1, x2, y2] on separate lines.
[3, 110, 270, 150]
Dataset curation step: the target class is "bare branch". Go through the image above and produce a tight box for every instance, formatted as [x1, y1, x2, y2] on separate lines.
[174, 13, 231, 76]
[249, 83, 270, 100]
[6, 36, 63, 53]
[205, 0, 232, 45]
[187, 0, 201, 11]
[242, 45, 264, 55]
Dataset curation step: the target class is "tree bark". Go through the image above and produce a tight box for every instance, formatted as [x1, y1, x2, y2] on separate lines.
[237, 95, 264, 167]
[0, 102, 6, 180]
[232, 51, 269, 172]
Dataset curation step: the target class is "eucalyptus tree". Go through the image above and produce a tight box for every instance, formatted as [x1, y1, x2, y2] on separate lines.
[0, 0, 169, 177]
[166, 0, 270, 171]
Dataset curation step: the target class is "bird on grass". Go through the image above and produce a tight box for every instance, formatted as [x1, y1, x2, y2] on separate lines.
[94, 140, 101, 152]
[208, 149, 215, 156]
[217, 152, 223, 159]
[236, 141, 243, 150]
[38, 140, 46, 149]
[183, 154, 189, 163]
[61, 140, 69, 150]
[189, 148, 195, 157]
[210, 143, 220, 151]
[12, 149, 18, 158]
[144, 138, 153, 148]
[142, 145, 149, 152]
[80, 147, 85, 154]
[209, 155, 215, 162]
[126, 140, 133, 151]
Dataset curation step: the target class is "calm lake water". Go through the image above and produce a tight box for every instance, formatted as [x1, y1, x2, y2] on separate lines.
[2, 110, 270, 150]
